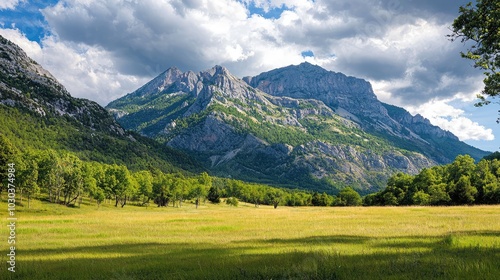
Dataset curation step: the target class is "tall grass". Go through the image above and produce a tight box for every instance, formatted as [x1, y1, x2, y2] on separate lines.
[1, 199, 499, 279]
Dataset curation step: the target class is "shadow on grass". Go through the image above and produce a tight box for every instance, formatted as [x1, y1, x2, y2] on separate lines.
[1, 231, 499, 280]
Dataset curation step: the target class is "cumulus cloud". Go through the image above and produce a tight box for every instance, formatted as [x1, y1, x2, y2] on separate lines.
[0, 28, 147, 105]
[14, 0, 481, 106]
[0, 28, 42, 57]
[407, 99, 495, 141]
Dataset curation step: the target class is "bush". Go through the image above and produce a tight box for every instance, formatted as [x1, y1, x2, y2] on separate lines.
[226, 197, 239, 207]
[337, 187, 362, 206]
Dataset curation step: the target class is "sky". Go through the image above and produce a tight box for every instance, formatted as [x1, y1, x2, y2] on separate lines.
[0, 0, 498, 152]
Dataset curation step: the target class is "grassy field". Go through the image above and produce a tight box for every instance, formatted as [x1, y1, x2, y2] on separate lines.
[0, 199, 499, 279]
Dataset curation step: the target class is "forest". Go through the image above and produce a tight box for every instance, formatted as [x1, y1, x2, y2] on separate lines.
[0, 133, 365, 209]
[3, 129, 500, 209]
[365, 154, 500, 206]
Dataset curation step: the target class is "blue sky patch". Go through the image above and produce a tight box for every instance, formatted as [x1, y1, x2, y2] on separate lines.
[0, 0, 58, 43]
[245, 1, 290, 19]
[301, 50, 314, 58]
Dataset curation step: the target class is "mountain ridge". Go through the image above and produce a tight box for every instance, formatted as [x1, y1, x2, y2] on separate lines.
[106, 63, 486, 193]
[245, 62, 485, 163]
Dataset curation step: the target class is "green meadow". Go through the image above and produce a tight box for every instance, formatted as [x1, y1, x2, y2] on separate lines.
[1, 200, 499, 279]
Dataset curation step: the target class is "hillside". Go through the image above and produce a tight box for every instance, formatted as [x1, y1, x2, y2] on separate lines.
[0, 35, 200, 173]
[106, 64, 483, 193]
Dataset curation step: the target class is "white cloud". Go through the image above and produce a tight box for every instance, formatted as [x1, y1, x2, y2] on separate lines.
[0, 28, 42, 58]
[0, 0, 23, 10]
[433, 117, 494, 141]
[0, 28, 147, 105]
[407, 99, 495, 141]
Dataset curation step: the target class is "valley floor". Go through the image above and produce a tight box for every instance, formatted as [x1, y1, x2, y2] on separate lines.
[0, 199, 499, 279]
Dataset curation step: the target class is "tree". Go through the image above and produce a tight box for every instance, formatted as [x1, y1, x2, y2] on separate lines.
[338, 187, 362, 206]
[428, 183, 451, 205]
[92, 187, 106, 208]
[386, 172, 414, 205]
[134, 170, 153, 206]
[311, 192, 322, 206]
[266, 189, 284, 209]
[192, 172, 212, 208]
[447, 155, 476, 183]
[412, 190, 430, 206]
[18, 155, 39, 208]
[311, 192, 331, 206]
[0, 134, 15, 195]
[61, 154, 84, 206]
[105, 164, 133, 207]
[169, 176, 182, 207]
[191, 184, 208, 209]
[450, 0, 500, 122]
[226, 197, 239, 207]
[412, 168, 437, 193]
[207, 185, 221, 204]
[451, 175, 478, 204]
[250, 186, 264, 207]
[382, 192, 398, 206]
[472, 160, 498, 203]
[36, 149, 58, 202]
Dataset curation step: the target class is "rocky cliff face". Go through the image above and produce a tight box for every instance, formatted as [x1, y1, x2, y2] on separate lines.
[245, 62, 488, 163]
[0, 35, 123, 135]
[244, 62, 390, 128]
[107, 64, 478, 193]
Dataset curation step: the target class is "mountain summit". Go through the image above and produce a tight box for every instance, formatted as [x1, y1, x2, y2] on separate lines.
[107, 63, 488, 193]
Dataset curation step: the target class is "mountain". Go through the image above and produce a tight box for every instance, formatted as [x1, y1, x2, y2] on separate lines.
[107, 63, 487, 193]
[244, 62, 487, 163]
[0, 35, 200, 173]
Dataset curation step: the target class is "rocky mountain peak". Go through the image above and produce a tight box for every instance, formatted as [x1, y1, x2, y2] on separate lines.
[205, 65, 231, 76]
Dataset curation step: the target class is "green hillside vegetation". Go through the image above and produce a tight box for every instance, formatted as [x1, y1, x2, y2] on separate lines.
[0, 200, 498, 279]
[365, 155, 500, 206]
[1, 134, 364, 209]
[105, 62, 492, 195]
[109, 93, 195, 137]
[0, 105, 200, 174]
[382, 103, 488, 161]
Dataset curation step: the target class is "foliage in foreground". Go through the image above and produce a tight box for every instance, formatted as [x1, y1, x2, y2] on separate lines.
[365, 155, 500, 206]
[450, 0, 500, 122]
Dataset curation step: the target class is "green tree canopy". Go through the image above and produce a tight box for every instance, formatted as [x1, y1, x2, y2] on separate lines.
[450, 0, 500, 122]
[0, 134, 16, 192]
[338, 187, 362, 206]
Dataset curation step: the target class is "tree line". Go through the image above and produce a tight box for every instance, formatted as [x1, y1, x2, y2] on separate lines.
[364, 155, 500, 206]
[0, 134, 364, 209]
[6, 132, 497, 209]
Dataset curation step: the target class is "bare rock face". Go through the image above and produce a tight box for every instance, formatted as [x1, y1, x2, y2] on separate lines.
[108, 62, 488, 192]
[244, 62, 383, 120]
